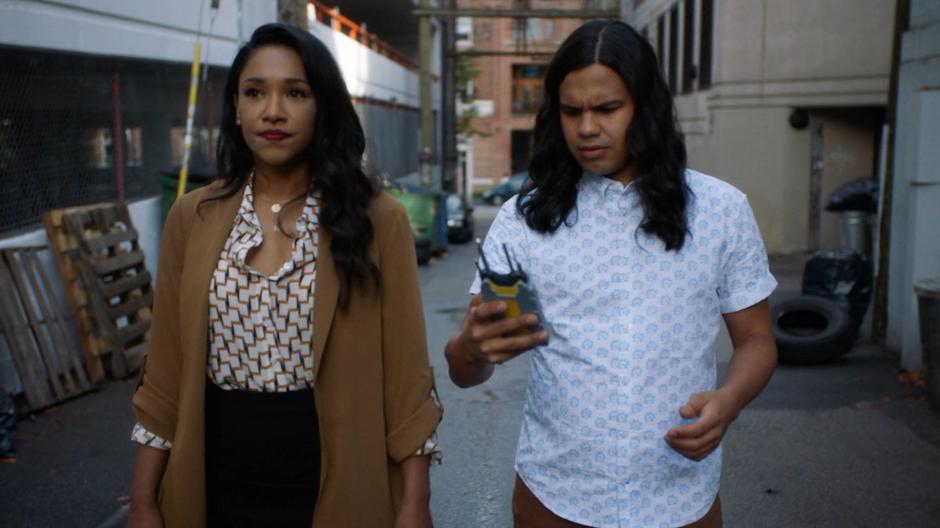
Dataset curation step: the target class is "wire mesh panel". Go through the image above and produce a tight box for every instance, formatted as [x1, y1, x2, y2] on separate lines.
[354, 100, 421, 180]
[0, 46, 226, 235]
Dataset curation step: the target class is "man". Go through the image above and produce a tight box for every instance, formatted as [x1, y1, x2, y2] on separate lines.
[445, 20, 777, 528]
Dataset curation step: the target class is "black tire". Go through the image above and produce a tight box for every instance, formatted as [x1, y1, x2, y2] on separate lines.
[772, 295, 857, 364]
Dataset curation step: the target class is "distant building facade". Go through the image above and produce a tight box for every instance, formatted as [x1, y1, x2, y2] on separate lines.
[456, 0, 586, 192]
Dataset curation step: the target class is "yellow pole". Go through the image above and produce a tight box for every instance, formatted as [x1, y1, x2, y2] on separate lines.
[177, 41, 202, 197]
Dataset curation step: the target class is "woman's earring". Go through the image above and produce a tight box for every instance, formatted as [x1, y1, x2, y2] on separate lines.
[236, 118, 241, 126]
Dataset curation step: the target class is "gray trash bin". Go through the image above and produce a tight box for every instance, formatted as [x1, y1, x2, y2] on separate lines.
[914, 278, 940, 411]
[840, 211, 873, 259]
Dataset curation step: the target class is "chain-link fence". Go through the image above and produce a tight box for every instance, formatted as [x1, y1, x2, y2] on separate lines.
[0, 46, 226, 235]
[0, 44, 430, 235]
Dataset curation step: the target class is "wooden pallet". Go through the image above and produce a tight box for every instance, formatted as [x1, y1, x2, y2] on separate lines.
[61, 204, 152, 379]
[42, 203, 112, 382]
[0, 247, 92, 413]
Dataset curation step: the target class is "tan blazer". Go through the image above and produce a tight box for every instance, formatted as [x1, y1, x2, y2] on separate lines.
[132, 182, 442, 527]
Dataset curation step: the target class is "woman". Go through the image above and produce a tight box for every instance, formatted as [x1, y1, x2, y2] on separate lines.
[129, 24, 442, 527]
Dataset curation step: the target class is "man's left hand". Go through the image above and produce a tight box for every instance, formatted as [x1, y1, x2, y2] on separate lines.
[664, 390, 740, 461]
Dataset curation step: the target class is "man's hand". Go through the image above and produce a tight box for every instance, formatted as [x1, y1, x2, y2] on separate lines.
[664, 389, 739, 461]
[462, 295, 549, 365]
[666, 300, 777, 461]
[445, 294, 549, 387]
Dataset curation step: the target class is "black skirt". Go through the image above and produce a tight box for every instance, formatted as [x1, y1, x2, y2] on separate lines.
[205, 380, 320, 527]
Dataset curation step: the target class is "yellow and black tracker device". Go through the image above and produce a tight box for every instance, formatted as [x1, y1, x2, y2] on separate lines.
[477, 242, 550, 337]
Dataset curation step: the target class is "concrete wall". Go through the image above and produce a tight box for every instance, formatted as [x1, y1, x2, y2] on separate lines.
[632, 0, 894, 253]
[0, 0, 276, 66]
[308, 14, 440, 112]
[887, 0, 940, 370]
[686, 106, 813, 254]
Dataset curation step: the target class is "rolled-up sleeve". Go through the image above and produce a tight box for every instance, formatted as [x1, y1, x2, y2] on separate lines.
[379, 201, 443, 463]
[131, 197, 187, 441]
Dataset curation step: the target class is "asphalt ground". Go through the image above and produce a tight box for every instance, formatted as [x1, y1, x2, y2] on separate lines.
[1, 204, 938, 527]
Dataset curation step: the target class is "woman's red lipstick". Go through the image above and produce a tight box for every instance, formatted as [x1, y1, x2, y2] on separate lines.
[260, 129, 291, 141]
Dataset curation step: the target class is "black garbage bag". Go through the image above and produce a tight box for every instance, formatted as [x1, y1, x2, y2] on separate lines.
[802, 250, 873, 328]
[0, 391, 15, 459]
[825, 177, 879, 213]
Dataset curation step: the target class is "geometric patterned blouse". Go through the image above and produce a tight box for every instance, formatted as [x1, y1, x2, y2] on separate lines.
[133, 183, 440, 461]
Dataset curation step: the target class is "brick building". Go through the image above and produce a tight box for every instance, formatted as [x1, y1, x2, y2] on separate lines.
[457, 0, 589, 193]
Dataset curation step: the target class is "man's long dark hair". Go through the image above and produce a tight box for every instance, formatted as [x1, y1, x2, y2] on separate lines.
[520, 20, 690, 250]
[206, 23, 379, 308]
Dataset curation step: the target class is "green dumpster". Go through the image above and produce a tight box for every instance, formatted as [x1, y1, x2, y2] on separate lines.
[159, 168, 214, 224]
[386, 185, 436, 265]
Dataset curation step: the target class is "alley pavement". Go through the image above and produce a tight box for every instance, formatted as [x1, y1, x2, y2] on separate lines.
[1, 204, 938, 527]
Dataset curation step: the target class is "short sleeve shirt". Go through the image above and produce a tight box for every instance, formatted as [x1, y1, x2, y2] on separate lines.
[470, 170, 777, 527]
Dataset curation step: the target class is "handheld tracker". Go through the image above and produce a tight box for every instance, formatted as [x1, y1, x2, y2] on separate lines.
[477, 242, 550, 337]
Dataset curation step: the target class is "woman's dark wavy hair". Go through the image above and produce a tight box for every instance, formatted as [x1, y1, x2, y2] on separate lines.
[520, 20, 690, 250]
[205, 23, 379, 308]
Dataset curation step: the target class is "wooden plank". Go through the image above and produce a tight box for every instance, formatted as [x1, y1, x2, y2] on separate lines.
[100, 271, 151, 298]
[0, 257, 55, 411]
[18, 248, 84, 397]
[85, 228, 139, 252]
[22, 248, 91, 393]
[42, 206, 107, 382]
[106, 292, 154, 321]
[91, 251, 145, 277]
[117, 319, 150, 344]
[59, 203, 152, 379]
[3, 249, 67, 399]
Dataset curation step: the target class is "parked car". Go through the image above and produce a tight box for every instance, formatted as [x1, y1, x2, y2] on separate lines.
[445, 193, 474, 244]
[481, 172, 528, 205]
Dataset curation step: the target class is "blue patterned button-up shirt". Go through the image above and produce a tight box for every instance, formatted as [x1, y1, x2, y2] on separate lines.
[470, 170, 777, 527]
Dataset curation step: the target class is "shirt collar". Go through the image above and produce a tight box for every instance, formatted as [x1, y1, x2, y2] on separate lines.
[578, 172, 635, 199]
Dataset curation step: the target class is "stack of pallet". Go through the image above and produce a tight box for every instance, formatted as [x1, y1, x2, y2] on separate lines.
[0, 247, 92, 411]
[0, 203, 155, 413]
[47, 203, 152, 381]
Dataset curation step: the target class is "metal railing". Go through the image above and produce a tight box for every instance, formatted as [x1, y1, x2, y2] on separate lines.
[309, 1, 419, 71]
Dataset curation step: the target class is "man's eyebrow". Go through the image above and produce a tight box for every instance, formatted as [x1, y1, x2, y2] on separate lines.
[240, 77, 310, 84]
[592, 99, 624, 108]
[559, 99, 624, 109]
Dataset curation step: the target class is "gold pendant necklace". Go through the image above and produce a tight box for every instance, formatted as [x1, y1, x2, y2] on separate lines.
[270, 203, 282, 213]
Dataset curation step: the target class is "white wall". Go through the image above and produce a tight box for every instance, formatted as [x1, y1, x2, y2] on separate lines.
[887, 0, 940, 370]
[0, 0, 277, 65]
[308, 19, 440, 110]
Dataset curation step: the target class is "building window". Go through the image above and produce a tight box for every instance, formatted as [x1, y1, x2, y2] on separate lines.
[512, 19, 556, 44]
[511, 64, 546, 114]
[699, 0, 714, 89]
[456, 17, 473, 42]
[682, 0, 695, 94]
[669, 5, 679, 93]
